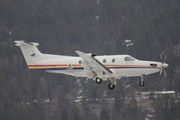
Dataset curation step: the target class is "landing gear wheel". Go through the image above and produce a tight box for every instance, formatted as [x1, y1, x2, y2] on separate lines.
[108, 83, 115, 90]
[95, 77, 102, 84]
[139, 81, 145, 86]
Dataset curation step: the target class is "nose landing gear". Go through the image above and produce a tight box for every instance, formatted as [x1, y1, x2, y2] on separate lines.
[139, 75, 145, 86]
[139, 81, 145, 86]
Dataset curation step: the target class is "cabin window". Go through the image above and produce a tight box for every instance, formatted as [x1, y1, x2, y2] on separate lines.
[79, 60, 82, 64]
[124, 56, 135, 61]
[150, 63, 157, 66]
[112, 58, 115, 63]
[103, 59, 106, 63]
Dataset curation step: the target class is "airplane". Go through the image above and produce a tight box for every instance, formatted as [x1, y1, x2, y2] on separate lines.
[15, 40, 168, 90]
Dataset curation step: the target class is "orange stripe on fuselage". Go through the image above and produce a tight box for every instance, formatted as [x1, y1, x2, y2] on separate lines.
[105, 64, 160, 68]
[27, 64, 160, 69]
[28, 64, 82, 69]
[71, 64, 81, 66]
[28, 64, 68, 67]
[105, 64, 150, 66]
[28, 64, 68, 69]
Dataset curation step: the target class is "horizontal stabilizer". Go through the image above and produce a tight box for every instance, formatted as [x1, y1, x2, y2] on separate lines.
[14, 40, 39, 47]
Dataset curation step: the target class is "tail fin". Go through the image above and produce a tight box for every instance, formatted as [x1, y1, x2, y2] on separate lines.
[15, 40, 71, 66]
[15, 40, 43, 65]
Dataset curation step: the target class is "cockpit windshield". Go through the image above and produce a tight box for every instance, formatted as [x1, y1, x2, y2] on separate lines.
[124, 56, 136, 61]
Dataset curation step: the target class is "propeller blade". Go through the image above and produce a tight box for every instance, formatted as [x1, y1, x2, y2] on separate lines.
[160, 54, 162, 61]
[160, 51, 166, 62]
[163, 68, 167, 77]
[164, 55, 167, 63]
[160, 68, 162, 75]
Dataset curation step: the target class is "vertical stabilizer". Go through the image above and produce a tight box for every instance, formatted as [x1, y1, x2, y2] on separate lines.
[15, 40, 72, 67]
[14, 40, 42, 65]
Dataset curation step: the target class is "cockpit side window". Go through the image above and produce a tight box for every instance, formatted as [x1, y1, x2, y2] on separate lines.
[124, 56, 136, 61]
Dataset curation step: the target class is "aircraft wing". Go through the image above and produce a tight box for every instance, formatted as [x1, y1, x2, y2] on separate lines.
[75, 51, 114, 77]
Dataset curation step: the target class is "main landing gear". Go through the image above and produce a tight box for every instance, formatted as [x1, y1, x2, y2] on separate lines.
[108, 83, 115, 90]
[95, 77, 102, 84]
[139, 75, 145, 86]
[108, 77, 116, 90]
[95, 77, 116, 90]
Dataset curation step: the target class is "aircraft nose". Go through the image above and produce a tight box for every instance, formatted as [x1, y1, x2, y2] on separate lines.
[162, 63, 168, 68]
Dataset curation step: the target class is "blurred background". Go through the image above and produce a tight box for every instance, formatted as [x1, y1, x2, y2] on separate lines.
[0, 0, 180, 120]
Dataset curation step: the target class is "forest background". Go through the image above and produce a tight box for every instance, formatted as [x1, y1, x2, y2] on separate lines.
[0, 0, 180, 120]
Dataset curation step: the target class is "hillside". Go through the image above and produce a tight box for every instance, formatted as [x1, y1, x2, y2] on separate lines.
[0, 0, 180, 120]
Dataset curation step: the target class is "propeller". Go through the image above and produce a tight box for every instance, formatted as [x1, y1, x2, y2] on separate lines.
[159, 51, 167, 77]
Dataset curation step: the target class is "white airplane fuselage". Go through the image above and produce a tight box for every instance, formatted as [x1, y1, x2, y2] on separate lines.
[15, 41, 168, 90]
[28, 55, 166, 79]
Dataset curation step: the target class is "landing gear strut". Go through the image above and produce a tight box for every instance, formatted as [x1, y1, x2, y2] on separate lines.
[139, 75, 145, 86]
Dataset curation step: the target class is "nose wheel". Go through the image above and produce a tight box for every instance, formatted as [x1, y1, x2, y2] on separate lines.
[139, 81, 145, 86]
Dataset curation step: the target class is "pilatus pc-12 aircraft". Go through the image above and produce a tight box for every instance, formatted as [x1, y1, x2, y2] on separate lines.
[15, 41, 168, 90]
